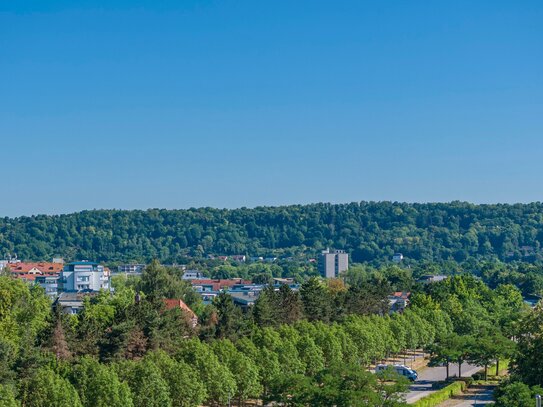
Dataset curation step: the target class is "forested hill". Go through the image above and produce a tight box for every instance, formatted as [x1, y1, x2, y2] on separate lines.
[2, 202, 543, 264]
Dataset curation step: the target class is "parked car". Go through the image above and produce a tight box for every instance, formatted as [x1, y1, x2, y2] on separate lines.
[375, 364, 418, 381]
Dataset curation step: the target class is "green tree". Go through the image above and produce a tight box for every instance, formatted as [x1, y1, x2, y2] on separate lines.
[252, 286, 278, 327]
[0, 384, 18, 407]
[467, 333, 514, 380]
[277, 284, 303, 324]
[122, 359, 172, 407]
[300, 278, 331, 322]
[70, 357, 133, 407]
[296, 335, 325, 376]
[176, 339, 236, 406]
[494, 381, 543, 407]
[427, 334, 472, 379]
[213, 292, 244, 340]
[511, 303, 543, 386]
[20, 368, 83, 407]
[211, 339, 263, 405]
[145, 350, 206, 407]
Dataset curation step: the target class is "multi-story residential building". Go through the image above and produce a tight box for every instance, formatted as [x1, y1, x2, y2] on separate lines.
[191, 278, 301, 307]
[318, 249, 349, 278]
[60, 261, 110, 292]
[181, 270, 205, 280]
[7, 261, 63, 277]
[6, 261, 63, 296]
[117, 264, 145, 274]
[35, 275, 60, 298]
[54, 292, 98, 314]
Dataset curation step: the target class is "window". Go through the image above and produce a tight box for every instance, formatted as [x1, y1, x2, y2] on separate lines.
[77, 276, 90, 282]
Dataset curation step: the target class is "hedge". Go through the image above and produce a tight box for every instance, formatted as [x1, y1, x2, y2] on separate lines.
[412, 381, 467, 407]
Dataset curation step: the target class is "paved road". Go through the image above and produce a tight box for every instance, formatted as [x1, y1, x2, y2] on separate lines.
[404, 363, 481, 404]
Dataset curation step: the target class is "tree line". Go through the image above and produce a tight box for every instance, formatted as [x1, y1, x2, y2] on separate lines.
[3, 201, 543, 264]
[491, 301, 543, 406]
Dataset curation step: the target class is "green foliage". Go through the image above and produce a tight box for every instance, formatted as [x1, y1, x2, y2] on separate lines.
[211, 339, 263, 403]
[511, 303, 543, 386]
[412, 381, 467, 407]
[137, 260, 200, 307]
[119, 359, 172, 407]
[0, 276, 50, 350]
[212, 292, 245, 340]
[300, 278, 332, 322]
[0, 258, 531, 406]
[267, 364, 409, 407]
[144, 350, 206, 407]
[69, 357, 133, 407]
[494, 380, 543, 407]
[20, 368, 83, 407]
[6, 202, 543, 265]
[0, 385, 18, 407]
[175, 339, 236, 406]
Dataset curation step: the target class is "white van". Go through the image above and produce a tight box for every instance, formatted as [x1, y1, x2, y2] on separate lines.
[375, 364, 418, 381]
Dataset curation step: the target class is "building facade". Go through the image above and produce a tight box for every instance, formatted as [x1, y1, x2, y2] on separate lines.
[35, 275, 60, 298]
[318, 249, 349, 278]
[117, 264, 145, 274]
[60, 261, 110, 292]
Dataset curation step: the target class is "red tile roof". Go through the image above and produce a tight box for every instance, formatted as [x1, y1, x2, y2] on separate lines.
[392, 291, 411, 299]
[190, 278, 251, 291]
[8, 262, 63, 275]
[163, 299, 198, 320]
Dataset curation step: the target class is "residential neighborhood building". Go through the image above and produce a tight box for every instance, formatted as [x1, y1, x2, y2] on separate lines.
[54, 292, 97, 314]
[191, 278, 252, 293]
[35, 275, 60, 298]
[318, 249, 349, 278]
[181, 270, 205, 280]
[392, 253, 404, 263]
[7, 261, 63, 277]
[191, 278, 300, 307]
[418, 275, 448, 284]
[117, 264, 145, 274]
[163, 299, 199, 327]
[5, 261, 63, 296]
[388, 291, 411, 313]
[60, 261, 111, 292]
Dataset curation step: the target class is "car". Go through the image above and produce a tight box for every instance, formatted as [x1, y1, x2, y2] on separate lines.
[375, 364, 418, 381]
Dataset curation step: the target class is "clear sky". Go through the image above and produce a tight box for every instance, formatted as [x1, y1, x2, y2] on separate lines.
[1, 1, 542, 217]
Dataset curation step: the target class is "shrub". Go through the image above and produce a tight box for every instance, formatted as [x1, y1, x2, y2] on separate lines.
[413, 381, 467, 407]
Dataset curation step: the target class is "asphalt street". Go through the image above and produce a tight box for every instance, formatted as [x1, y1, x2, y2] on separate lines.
[404, 363, 481, 404]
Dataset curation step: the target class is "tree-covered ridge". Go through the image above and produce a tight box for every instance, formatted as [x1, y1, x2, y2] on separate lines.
[2, 201, 543, 263]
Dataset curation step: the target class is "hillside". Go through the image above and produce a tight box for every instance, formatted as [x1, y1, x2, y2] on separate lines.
[1, 202, 543, 264]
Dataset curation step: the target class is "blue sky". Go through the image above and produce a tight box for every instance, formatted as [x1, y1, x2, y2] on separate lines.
[1, 1, 542, 216]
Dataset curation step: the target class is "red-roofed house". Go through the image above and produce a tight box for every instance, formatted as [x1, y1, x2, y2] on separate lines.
[8, 262, 63, 277]
[163, 299, 198, 328]
[190, 278, 251, 292]
[388, 291, 411, 313]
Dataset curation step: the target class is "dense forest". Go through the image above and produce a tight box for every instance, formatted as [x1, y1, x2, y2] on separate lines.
[2, 202, 543, 264]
